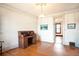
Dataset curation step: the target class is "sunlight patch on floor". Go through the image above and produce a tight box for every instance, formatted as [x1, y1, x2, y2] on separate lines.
[55, 36, 62, 44]
[54, 36, 64, 53]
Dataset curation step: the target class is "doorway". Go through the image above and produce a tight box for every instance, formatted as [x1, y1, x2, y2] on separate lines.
[55, 23, 63, 44]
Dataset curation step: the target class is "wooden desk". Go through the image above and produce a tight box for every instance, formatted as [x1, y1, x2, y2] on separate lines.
[18, 31, 36, 48]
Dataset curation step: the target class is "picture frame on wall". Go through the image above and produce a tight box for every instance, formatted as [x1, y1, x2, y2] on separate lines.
[40, 24, 48, 30]
[67, 23, 76, 29]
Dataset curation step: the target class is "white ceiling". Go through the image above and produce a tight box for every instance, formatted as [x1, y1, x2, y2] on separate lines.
[4, 3, 79, 16]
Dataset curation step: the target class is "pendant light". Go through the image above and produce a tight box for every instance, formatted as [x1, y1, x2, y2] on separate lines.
[39, 3, 45, 18]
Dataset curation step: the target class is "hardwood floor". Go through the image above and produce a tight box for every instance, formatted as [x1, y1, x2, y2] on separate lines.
[2, 42, 79, 56]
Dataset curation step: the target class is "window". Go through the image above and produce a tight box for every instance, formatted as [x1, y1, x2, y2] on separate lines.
[55, 23, 61, 34]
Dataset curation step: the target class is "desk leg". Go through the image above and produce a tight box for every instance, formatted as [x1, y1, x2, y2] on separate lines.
[0, 46, 2, 56]
[0, 47, 2, 56]
[0, 43, 2, 56]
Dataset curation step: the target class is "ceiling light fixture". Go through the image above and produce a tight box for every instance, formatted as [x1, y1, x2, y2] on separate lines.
[36, 3, 47, 18]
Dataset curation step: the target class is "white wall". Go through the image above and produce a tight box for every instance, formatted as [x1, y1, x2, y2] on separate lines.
[63, 12, 79, 45]
[0, 13, 1, 41]
[47, 10, 79, 46]
[37, 11, 79, 46]
[38, 17, 55, 43]
[0, 6, 37, 51]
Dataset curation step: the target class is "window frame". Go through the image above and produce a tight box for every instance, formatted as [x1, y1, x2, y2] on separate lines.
[55, 23, 61, 34]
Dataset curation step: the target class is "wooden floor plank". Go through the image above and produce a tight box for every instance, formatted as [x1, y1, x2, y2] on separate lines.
[2, 42, 79, 56]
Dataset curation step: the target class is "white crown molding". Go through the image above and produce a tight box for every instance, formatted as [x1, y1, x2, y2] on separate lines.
[0, 3, 37, 17]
